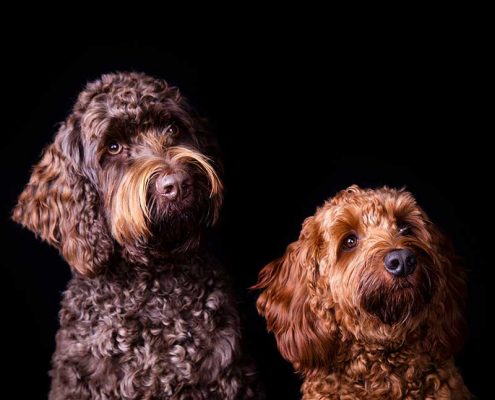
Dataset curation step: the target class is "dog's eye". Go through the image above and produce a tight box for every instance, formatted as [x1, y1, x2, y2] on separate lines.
[397, 222, 412, 235]
[342, 234, 358, 250]
[107, 141, 122, 155]
[165, 124, 178, 137]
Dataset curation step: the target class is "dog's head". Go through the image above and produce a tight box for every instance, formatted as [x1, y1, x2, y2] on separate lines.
[12, 72, 222, 275]
[255, 185, 465, 373]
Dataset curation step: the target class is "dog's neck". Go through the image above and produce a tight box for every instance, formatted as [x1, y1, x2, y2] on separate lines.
[301, 338, 469, 399]
[98, 246, 215, 281]
[117, 230, 208, 267]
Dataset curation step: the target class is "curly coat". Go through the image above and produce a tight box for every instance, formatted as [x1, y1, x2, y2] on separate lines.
[255, 186, 471, 399]
[13, 72, 260, 399]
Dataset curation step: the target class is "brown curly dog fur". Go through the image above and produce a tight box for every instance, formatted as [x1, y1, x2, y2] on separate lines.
[13, 72, 261, 399]
[255, 186, 471, 399]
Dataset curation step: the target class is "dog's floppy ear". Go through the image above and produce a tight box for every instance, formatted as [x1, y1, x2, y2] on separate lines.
[254, 216, 336, 373]
[12, 116, 113, 276]
[426, 223, 467, 356]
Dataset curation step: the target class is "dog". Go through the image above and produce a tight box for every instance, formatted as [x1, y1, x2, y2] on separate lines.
[255, 185, 470, 399]
[13, 72, 261, 399]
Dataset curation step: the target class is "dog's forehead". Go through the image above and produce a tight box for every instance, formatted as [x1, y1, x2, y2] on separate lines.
[359, 198, 393, 227]
[78, 96, 179, 143]
[327, 188, 418, 229]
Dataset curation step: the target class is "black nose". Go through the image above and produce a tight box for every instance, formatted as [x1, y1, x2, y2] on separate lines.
[155, 172, 191, 200]
[384, 249, 417, 277]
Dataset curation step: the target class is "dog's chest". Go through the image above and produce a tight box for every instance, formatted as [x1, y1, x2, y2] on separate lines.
[57, 263, 237, 377]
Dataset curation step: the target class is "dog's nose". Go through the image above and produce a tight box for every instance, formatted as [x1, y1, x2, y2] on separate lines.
[384, 249, 417, 277]
[155, 172, 191, 200]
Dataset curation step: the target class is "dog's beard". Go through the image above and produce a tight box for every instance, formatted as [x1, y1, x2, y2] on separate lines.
[146, 179, 211, 253]
[108, 146, 222, 260]
[358, 259, 434, 325]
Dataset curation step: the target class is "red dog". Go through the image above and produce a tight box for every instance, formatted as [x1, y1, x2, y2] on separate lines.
[255, 186, 470, 399]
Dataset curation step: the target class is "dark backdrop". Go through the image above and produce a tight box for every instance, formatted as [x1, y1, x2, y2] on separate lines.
[1, 36, 487, 398]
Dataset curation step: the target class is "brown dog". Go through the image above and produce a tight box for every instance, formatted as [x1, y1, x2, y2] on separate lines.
[255, 186, 470, 399]
[13, 72, 260, 399]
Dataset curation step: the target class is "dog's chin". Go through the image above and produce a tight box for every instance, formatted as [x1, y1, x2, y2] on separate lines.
[359, 272, 433, 326]
[362, 286, 423, 325]
[147, 194, 205, 251]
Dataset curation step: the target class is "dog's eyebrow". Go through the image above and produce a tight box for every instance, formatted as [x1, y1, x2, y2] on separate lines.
[393, 204, 422, 223]
[331, 209, 361, 237]
[99, 120, 135, 143]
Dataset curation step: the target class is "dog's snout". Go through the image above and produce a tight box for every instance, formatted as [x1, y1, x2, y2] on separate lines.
[384, 249, 417, 277]
[155, 172, 191, 200]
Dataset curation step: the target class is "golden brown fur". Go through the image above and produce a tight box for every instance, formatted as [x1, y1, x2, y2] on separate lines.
[109, 143, 221, 248]
[255, 185, 471, 399]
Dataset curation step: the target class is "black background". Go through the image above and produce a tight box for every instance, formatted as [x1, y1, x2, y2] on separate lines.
[1, 30, 488, 398]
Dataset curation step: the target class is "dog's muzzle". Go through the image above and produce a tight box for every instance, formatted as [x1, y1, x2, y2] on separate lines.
[155, 171, 192, 201]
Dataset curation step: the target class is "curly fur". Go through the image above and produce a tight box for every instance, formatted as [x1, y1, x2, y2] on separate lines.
[13, 72, 261, 399]
[255, 185, 471, 399]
